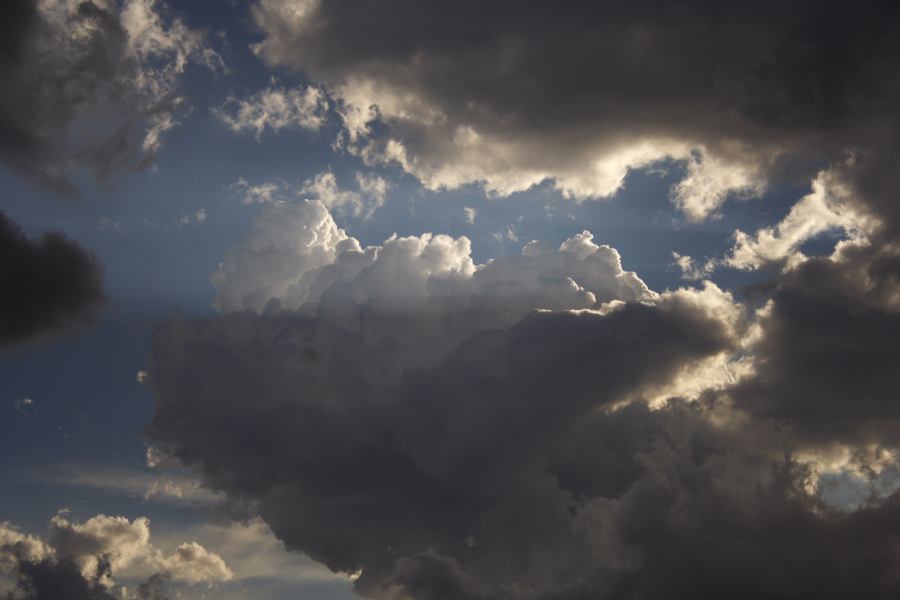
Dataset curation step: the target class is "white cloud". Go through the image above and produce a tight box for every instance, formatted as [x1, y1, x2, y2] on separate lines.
[229, 177, 288, 204]
[212, 200, 654, 317]
[354, 172, 389, 216]
[211, 199, 351, 313]
[300, 171, 386, 218]
[672, 252, 715, 281]
[1, 513, 231, 589]
[214, 80, 327, 139]
[464, 207, 477, 224]
[724, 165, 876, 271]
[206, 200, 657, 383]
[670, 149, 767, 221]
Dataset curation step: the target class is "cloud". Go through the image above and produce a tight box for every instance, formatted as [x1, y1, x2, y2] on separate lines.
[42, 464, 223, 508]
[214, 80, 327, 139]
[143, 168, 900, 598]
[228, 178, 289, 205]
[209, 199, 652, 321]
[248, 0, 900, 219]
[0, 0, 220, 192]
[722, 161, 877, 271]
[300, 171, 387, 219]
[733, 240, 900, 448]
[177, 209, 207, 227]
[0, 211, 104, 348]
[0, 513, 231, 600]
[144, 199, 820, 599]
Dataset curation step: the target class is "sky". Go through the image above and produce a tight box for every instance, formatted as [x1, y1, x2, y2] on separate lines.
[1, 1, 899, 599]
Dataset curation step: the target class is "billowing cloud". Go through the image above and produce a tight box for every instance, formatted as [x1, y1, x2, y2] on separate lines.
[142, 166, 900, 597]
[0, 513, 231, 600]
[129, 4, 900, 594]
[734, 240, 900, 447]
[248, 0, 900, 219]
[722, 160, 877, 271]
[145, 197, 823, 599]
[0, 211, 104, 347]
[0, 0, 220, 193]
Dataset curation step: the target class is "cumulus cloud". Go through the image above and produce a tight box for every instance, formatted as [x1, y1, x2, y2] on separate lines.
[142, 159, 900, 597]
[247, 0, 900, 219]
[214, 80, 327, 139]
[131, 4, 900, 593]
[0, 0, 220, 192]
[146, 198, 859, 599]
[210, 199, 652, 320]
[0, 211, 104, 347]
[300, 171, 387, 218]
[723, 161, 877, 271]
[733, 241, 900, 447]
[0, 513, 230, 600]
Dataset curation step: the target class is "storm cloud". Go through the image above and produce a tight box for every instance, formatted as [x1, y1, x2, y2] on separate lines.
[249, 0, 900, 219]
[135, 2, 900, 598]
[0, 211, 104, 347]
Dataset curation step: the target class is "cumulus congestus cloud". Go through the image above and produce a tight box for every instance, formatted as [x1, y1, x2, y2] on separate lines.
[247, 0, 900, 220]
[137, 2, 900, 597]
[139, 197, 900, 599]
[0, 0, 221, 193]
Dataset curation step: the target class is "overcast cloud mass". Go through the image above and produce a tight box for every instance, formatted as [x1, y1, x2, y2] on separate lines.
[2, 1, 900, 599]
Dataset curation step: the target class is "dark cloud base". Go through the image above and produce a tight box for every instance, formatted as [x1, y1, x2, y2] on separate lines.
[145, 289, 900, 599]
[0, 210, 104, 347]
[3, 557, 118, 600]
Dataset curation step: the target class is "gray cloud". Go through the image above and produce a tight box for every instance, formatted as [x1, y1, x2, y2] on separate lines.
[144, 199, 797, 598]
[138, 3, 900, 597]
[0, 0, 219, 193]
[0, 211, 104, 347]
[142, 182, 900, 597]
[734, 241, 900, 447]
[250, 0, 900, 219]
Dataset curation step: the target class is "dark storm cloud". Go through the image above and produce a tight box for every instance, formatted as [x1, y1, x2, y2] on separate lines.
[735, 242, 900, 446]
[0, 0, 218, 193]
[141, 183, 900, 598]
[145, 297, 900, 599]
[0, 211, 104, 347]
[138, 2, 900, 598]
[145, 292, 750, 599]
[251, 0, 900, 217]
